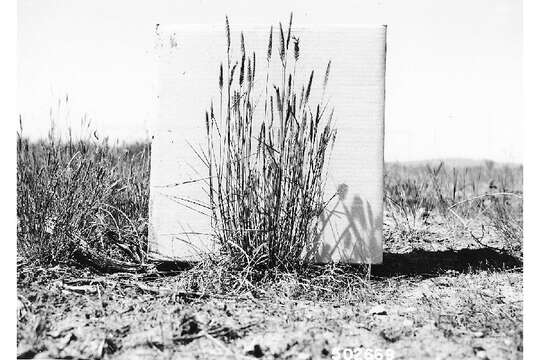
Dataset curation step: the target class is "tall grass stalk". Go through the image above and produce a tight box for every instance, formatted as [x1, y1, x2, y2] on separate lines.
[205, 14, 336, 271]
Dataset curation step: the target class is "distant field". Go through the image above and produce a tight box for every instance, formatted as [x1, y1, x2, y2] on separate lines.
[390, 158, 522, 169]
[17, 137, 523, 359]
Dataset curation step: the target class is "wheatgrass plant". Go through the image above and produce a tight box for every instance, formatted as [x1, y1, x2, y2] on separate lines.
[17, 115, 150, 266]
[204, 14, 337, 271]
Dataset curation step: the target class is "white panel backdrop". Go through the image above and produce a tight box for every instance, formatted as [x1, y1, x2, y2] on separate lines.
[149, 24, 386, 263]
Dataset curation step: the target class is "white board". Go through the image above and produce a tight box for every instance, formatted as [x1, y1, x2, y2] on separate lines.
[149, 24, 386, 263]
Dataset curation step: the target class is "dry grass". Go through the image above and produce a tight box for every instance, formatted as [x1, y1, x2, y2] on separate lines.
[17, 119, 150, 266]
[16, 124, 523, 271]
[17, 248, 522, 359]
[199, 14, 336, 273]
[384, 161, 523, 257]
[17, 135, 523, 358]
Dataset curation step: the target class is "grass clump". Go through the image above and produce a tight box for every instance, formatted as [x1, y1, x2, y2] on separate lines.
[486, 195, 523, 258]
[384, 161, 523, 255]
[203, 14, 336, 272]
[17, 118, 150, 266]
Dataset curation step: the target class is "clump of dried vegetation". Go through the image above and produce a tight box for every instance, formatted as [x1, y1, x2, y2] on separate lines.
[384, 161, 523, 257]
[17, 114, 150, 268]
[201, 14, 336, 272]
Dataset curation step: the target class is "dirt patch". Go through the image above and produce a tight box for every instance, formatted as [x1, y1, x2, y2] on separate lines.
[17, 252, 522, 359]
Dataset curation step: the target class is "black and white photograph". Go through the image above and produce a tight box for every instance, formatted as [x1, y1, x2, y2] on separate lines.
[10, 0, 530, 359]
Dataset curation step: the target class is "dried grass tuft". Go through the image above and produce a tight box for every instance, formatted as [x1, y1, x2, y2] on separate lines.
[203, 14, 336, 271]
[17, 116, 150, 266]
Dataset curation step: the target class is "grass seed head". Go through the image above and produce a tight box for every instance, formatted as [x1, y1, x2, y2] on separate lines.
[279, 22, 285, 63]
[286, 12, 293, 49]
[225, 16, 231, 52]
[305, 70, 314, 104]
[293, 37, 300, 61]
[323, 60, 332, 91]
[219, 63, 224, 90]
[267, 26, 273, 63]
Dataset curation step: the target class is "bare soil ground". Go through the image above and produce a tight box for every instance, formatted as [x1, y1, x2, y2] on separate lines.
[17, 218, 522, 360]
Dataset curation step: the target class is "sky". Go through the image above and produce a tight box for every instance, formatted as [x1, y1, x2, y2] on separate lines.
[17, 0, 522, 163]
